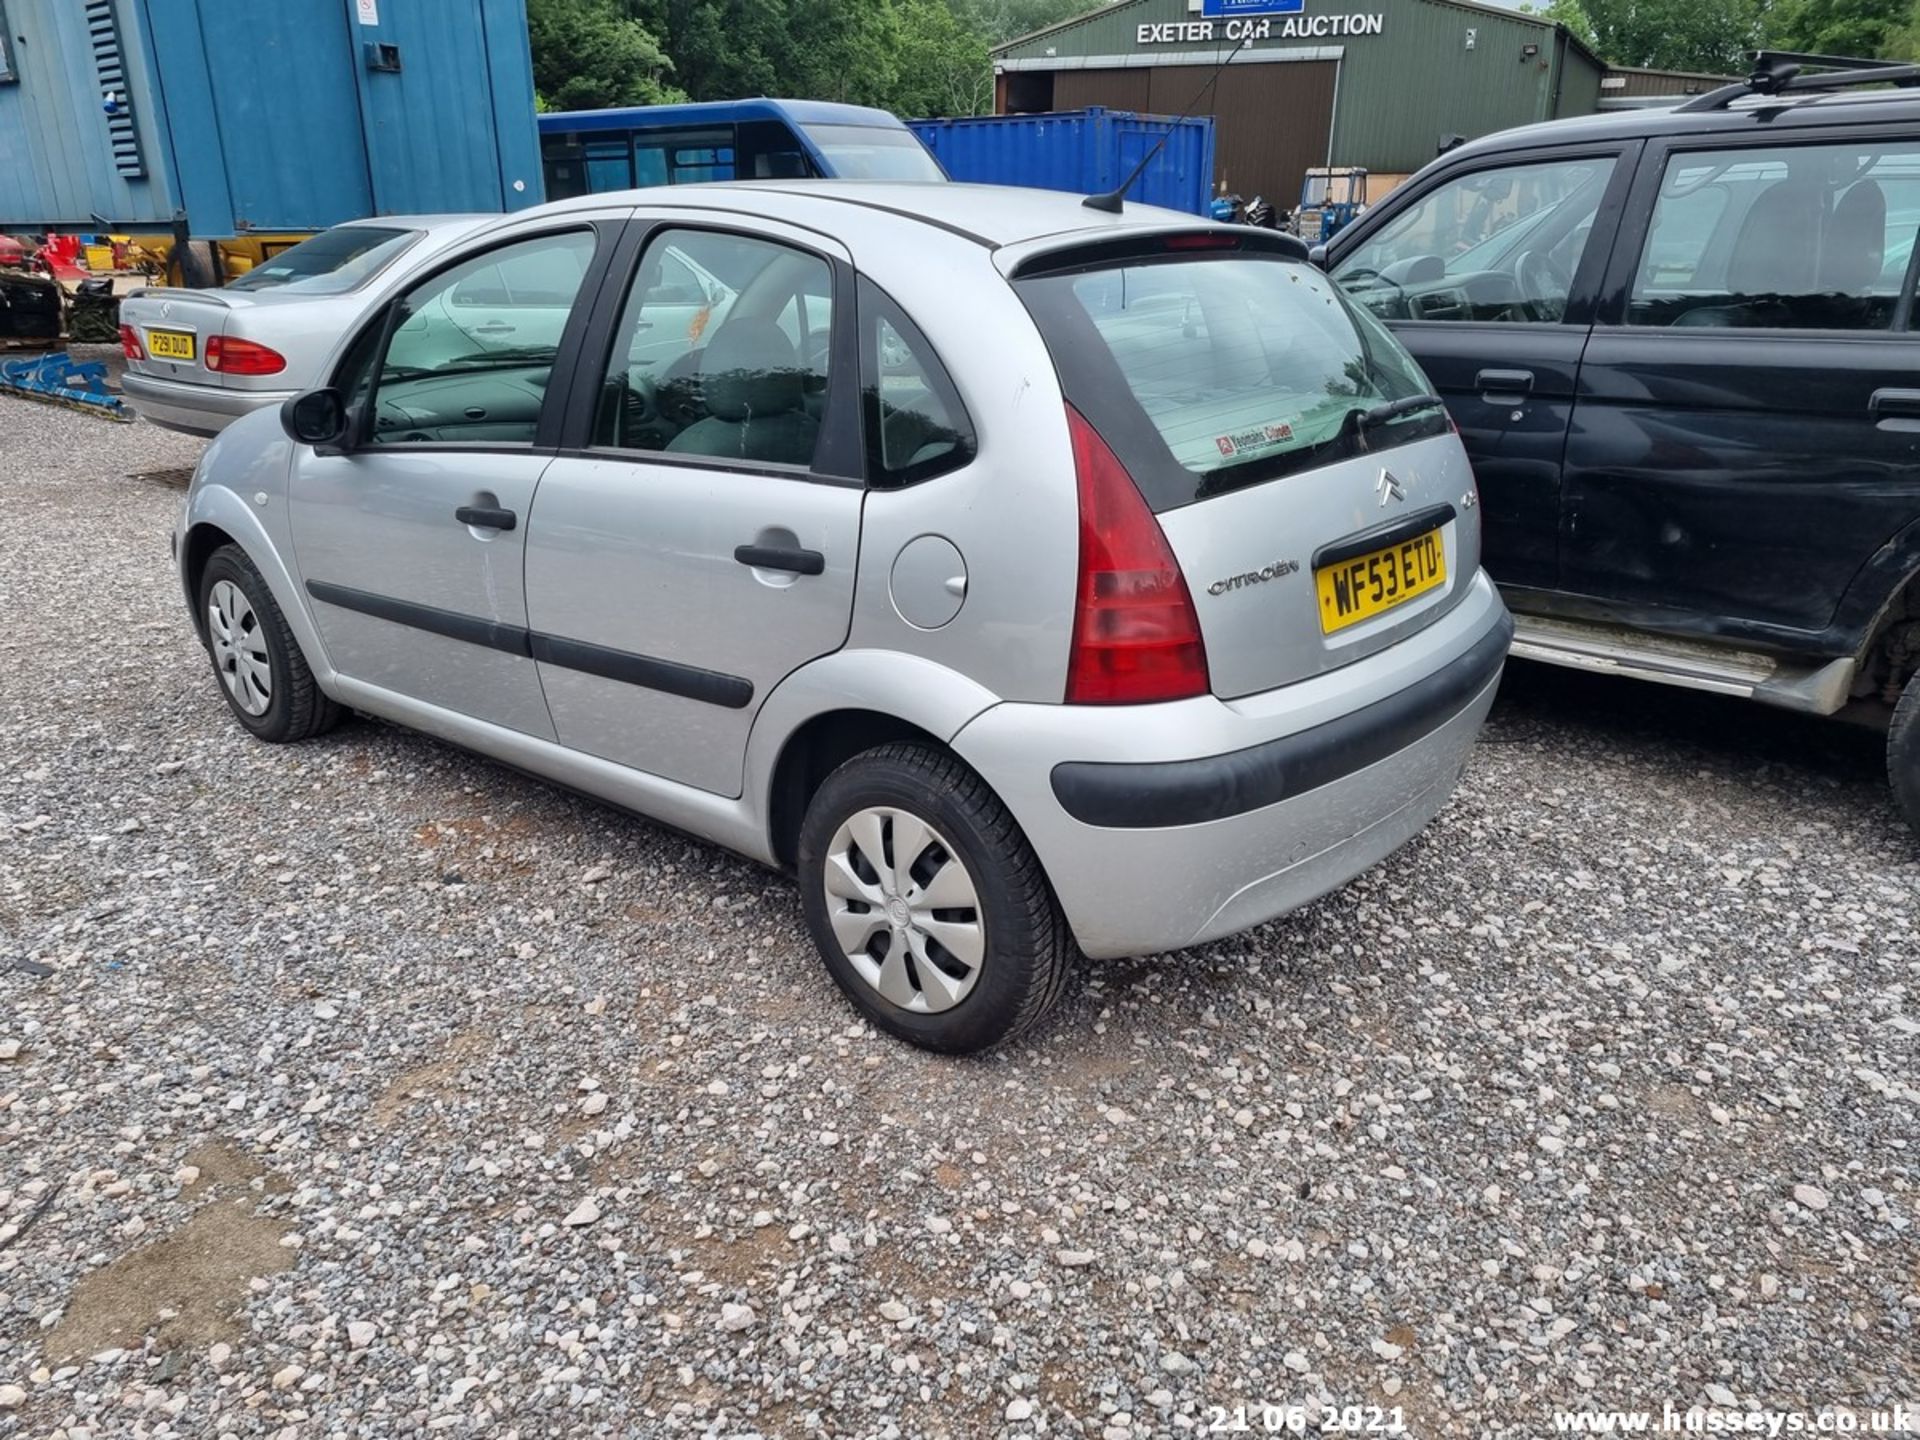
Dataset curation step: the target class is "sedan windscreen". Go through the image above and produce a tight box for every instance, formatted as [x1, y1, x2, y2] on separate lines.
[1018, 250, 1446, 511]
[225, 226, 419, 295]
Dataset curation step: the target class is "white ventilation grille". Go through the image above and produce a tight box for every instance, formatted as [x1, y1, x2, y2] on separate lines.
[86, 0, 145, 178]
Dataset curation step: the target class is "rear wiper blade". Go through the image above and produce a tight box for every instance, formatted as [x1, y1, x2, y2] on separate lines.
[1353, 393, 1445, 431]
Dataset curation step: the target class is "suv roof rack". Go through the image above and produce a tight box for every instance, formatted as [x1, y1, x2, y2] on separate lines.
[1675, 49, 1920, 113]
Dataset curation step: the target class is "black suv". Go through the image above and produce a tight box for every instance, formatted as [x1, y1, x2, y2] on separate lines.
[1326, 55, 1920, 829]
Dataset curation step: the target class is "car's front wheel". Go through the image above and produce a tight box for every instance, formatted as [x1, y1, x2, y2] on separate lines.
[1889, 667, 1920, 835]
[198, 544, 341, 744]
[797, 743, 1072, 1053]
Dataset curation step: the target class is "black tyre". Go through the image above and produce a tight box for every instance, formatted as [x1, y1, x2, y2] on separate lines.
[1889, 667, 1920, 835]
[797, 742, 1073, 1053]
[197, 545, 341, 744]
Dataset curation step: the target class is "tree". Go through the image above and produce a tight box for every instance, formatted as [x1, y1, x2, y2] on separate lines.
[1770, 0, 1911, 57]
[1528, 0, 1763, 72]
[527, 0, 682, 109]
[891, 0, 995, 116]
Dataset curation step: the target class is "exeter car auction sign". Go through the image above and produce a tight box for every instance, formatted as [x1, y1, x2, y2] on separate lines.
[1137, 11, 1385, 40]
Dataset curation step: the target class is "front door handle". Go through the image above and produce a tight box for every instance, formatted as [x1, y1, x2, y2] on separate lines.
[735, 543, 824, 576]
[472, 323, 517, 336]
[1476, 368, 1534, 396]
[456, 504, 517, 531]
[1870, 387, 1920, 419]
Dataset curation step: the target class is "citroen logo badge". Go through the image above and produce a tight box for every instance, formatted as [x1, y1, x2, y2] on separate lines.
[1376, 468, 1406, 507]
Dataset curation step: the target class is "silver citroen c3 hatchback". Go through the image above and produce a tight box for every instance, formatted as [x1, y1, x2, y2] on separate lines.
[174, 182, 1512, 1052]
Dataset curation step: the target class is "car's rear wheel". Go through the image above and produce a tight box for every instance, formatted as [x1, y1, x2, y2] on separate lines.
[198, 544, 341, 744]
[1889, 667, 1920, 835]
[797, 742, 1072, 1053]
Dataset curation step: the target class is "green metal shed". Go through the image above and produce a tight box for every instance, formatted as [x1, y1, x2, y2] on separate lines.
[993, 0, 1605, 207]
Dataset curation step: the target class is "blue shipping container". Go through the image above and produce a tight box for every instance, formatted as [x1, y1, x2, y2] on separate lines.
[908, 109, 1216, 216]
[0, 0, 541, 236]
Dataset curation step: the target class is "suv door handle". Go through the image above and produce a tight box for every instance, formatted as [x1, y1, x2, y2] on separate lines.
[1476, 368, 1534, 395]
[735, 543, 824, 576]
[456, 504, 517, 531]
[1869, 387, 1920, 419]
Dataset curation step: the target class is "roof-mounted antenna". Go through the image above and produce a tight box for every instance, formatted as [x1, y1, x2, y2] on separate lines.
[1083, 27, 1253, 213]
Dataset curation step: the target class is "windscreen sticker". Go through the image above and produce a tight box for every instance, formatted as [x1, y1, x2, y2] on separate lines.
[1214, 422, 1295, 459]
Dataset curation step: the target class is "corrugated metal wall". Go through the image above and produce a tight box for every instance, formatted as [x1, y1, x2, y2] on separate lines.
[1326, 0, 1559, 173]
[997, 0, 1602, 179]
[0, 0, 176, 229]
[1, 0, 540, 234]
[909, 109, 1216, 213]
[1601, 66, 1736, 98]
[1556, 37, 1606, 117]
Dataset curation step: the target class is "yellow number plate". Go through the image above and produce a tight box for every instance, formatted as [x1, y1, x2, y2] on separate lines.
[1316, 529, 1447, 634]
[146, 329, 196, 361]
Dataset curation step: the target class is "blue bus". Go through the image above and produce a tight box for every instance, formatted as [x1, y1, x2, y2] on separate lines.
[538, 99, 945, 198]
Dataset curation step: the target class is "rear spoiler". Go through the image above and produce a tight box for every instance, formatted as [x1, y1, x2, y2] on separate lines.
[999, 226, 1309, 281]
[123, 288, 234, 306]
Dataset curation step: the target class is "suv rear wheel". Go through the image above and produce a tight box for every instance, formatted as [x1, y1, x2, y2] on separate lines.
[198, 544, 341, 744]
[796, 743, 1072, 1053]
[1889, 669, 1920, 835]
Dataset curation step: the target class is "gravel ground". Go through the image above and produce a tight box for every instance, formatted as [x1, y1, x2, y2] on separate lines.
[1, 396, 1916, 1440]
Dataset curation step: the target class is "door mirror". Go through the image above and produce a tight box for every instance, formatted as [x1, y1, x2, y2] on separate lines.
[281, 388, 349, 451]
[1309, 243, 1329, 269]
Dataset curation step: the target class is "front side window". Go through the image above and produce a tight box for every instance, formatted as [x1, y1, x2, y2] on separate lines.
[361, 230, 597, 446]
[593, 228, 832, 469]
[1628, 140, 1920, 330]
[858, 277, 973, 486]
[1336, 155, 1617, 324]
[1019, 250, 1443, 511]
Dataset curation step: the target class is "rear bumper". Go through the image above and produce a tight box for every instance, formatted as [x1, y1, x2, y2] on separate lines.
[120, 372, 289, 437]
[952, 571, 1511, 959]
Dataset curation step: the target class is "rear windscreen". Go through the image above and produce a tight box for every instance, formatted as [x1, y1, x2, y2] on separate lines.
[1015, 251, 1446, 511]
[225, 226, 418, 294]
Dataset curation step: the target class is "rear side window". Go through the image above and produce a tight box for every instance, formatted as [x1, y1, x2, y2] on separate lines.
[1629, 140, 1920, 330]
[857, 276, 973, 486]
[1017, 251, 1443, 511]
[225, 226, 418, 294]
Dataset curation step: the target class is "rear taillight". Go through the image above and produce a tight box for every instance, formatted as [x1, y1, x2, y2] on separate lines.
[205, 336, 286, 375]
[1064, 405, 1210, 705]
[117, 324, 144, 361]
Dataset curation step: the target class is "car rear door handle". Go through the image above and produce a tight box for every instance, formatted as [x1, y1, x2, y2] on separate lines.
[472, 322, 517, 336]
[1869, 387, 1920, 419]
[735, 543, 824, 576]
[456, 504, 517, 531]
[1476, 368, 1534, 396]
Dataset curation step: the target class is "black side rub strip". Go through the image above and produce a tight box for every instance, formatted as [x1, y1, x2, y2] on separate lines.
[1050, 611, 1514, 830]
[1312, 503, 1456, 571]
[529, 633, 753, 710]
[305, 581, 754, 710]
[306, 580, 531, 657]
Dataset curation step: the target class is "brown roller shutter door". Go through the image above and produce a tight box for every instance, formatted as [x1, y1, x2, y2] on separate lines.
[1054, 69, 1151, 110]
[1027, 61, 1337, 209]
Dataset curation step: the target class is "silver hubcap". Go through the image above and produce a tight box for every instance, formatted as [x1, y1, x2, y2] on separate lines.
[207, 579, 271, 716]
[823, 806, 984, 1014]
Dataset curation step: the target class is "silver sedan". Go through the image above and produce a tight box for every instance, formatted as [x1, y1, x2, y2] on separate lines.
[118, 216, 496, 436]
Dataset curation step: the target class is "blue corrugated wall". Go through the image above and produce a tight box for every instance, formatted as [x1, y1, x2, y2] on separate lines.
[910, 109, 1216, 215]
[0, 0, 541, 234]
[0, 0, 178, 228]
